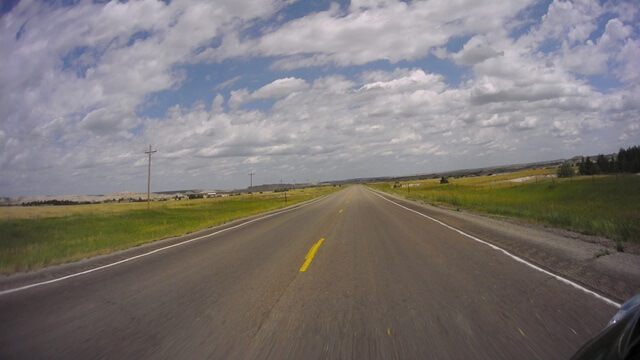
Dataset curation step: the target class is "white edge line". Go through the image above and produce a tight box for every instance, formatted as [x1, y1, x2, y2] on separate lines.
[0, 197, 325, 296]
[369, 189, 621, 308]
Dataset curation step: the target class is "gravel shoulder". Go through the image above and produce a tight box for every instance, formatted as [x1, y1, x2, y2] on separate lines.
[370, 188, 640, 304]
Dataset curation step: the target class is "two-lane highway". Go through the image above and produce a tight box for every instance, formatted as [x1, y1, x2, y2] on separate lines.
[0, 186, 616, 359]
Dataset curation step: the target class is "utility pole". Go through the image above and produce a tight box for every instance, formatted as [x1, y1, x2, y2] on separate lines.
[248, 170, 255, 194]
[145, 145, 157, 210]
[280, 179, 287, 205]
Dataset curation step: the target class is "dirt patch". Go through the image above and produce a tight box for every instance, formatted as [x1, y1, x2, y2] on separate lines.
[493, 174, 556, 184]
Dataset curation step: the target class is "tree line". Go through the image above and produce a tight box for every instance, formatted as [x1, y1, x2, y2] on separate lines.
[559, 145, 640, 178]
[21, 197, 150, 206]
[578, 145, 640, 175]
[23, 199, 93, 206]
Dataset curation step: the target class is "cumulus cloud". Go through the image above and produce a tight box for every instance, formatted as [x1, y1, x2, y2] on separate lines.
[452, 36, 505, 65]
[80, 108, 139, 136]
[1, 0, 639, 196]
[535, 0, 602, 44]
[510, 116, 539, 131]
[228, 89, 251, 109]
[518, 1, 639, 84]
[131, 63, 632, 191]
[559, 18, 635, 76]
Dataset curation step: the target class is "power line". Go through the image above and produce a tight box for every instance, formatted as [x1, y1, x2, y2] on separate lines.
[145, 145, 157, 210]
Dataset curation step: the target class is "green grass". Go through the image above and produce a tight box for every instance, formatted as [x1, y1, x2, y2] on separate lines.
[369, 172, 640, 246]
[0, 187, 342, 274]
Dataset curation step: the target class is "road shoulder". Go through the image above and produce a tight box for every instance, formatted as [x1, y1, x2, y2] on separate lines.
[0, 196, 327, 293]
[367, 187, 640, 303]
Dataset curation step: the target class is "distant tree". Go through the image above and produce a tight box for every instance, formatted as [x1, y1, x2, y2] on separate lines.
[596, 154, 610, 173]
[557, 163, 575, 178]
[579, 157, 596, 175]
[618, 146, 640, 173]
[585, 157, 594, 175]
[610, 158, 620, 174]
[440, 176, 449, 184]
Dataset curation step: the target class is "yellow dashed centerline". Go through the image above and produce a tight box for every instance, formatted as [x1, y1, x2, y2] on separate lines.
[339, 209, 343, 213]
[299, 238, 325, 272]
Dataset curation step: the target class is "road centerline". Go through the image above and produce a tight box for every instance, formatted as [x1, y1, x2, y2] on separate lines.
[299, 238, 325, 272]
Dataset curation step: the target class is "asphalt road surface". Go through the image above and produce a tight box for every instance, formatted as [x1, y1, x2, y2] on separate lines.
[0, 186, 617, 359]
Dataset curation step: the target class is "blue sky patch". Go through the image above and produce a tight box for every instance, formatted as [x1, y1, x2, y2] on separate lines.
[445, 35, 473, 53]
[62, 46, 94, 78]
[586, 74, 623, 92]
[127, 30, 152, 46]
[509, 0, 553, 40]
[15, 22, 26, 40]
[538, 38, 561, 53]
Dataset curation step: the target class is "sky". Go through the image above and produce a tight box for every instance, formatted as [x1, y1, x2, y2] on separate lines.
[1, 0, 639, 196]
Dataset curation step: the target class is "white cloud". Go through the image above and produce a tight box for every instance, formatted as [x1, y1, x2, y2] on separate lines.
[479, 114, 510, 127]
[516, 1, 639, 85]
[210, 0, 534, 68]
[452, 36, 505, 65]
[558, 18, 635, 76]
[360, 69, 445, 92]
[0, 0, 287, 134]
[214, 76, 243, 90]
[226, 77, 309, 108]
[211, 94, 225, 113]
[252, 77, 309, 99]
[510, 116, 538, 131]
[1, 0, 639, 196]
[518, 0, 602, 49]
[80, 108, 139, 136]
[614, 37, 640, 84]
[228, 89, 250, 109]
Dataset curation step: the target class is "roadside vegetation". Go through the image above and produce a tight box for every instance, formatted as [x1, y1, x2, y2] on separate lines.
[368, 168, 639, 249]
[0, 187, 341, 274]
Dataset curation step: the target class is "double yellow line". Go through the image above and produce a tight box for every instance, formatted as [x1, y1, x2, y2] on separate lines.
[299, 238, 325, 272]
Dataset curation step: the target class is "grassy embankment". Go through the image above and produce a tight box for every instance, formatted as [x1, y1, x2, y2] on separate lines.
[0, 187, 341, 274]
[368, 169, 639, 248]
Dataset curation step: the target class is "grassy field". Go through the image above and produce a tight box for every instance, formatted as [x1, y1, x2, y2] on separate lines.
[368, 169, 640, 248]
[0, 187, 342, 274]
